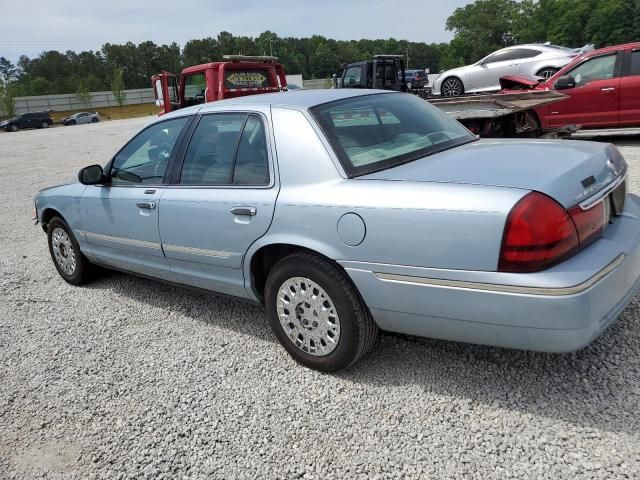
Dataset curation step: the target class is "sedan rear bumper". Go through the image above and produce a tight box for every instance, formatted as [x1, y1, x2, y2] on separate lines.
[342, 194, 640, 352]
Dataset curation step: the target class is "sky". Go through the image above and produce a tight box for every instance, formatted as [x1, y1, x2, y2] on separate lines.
[0, 0, 472, 62]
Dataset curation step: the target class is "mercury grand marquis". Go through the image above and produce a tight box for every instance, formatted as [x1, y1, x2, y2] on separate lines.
[35, 89, 640, 371]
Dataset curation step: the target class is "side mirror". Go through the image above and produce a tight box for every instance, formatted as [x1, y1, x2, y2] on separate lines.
[78, 164, 105, 185]
[554, 75, 575, 90]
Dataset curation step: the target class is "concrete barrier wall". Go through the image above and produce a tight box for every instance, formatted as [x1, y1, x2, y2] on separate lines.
[1, 88, 156, 116]
[303, 78, 333, 90]
[2, 75, 346, 116]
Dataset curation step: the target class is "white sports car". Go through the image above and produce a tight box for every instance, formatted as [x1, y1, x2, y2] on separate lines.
[432, 43, 593, 97]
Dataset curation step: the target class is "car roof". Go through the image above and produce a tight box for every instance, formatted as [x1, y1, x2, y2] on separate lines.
[199, 89, 394, 111]
[582, 42, 640, 58]
[159, 89, 396, 122]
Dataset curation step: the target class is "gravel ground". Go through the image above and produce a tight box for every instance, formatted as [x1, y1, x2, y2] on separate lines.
[1, 119, 640, 479]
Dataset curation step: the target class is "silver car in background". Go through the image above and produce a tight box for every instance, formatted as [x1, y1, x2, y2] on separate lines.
[432, 44, 592, 97]
[61, 111, 100, 126]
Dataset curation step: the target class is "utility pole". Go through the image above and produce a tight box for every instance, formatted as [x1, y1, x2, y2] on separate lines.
[406, 47, 409, 69]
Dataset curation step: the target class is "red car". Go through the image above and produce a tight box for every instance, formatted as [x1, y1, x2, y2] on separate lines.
[502, 42, 640, 130]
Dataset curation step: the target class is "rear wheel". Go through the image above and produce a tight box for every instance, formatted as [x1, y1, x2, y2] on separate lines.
[536, 67, 558, 79]
[441, 77, 464, 97]
[47, 217, 94, 285]
[40, 121, 49, 129]
[265, 252, 378, 372]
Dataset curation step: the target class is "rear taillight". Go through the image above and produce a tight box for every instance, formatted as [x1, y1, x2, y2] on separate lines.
[568, 202, 605, 248]
[499, 192, 605, 273]
[499, 193, 577, 272]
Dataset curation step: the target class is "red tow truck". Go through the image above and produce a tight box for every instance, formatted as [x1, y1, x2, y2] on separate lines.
[152, 55, 288, 116]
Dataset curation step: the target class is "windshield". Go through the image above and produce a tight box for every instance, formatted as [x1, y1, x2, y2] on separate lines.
[310, 93, 475, 176]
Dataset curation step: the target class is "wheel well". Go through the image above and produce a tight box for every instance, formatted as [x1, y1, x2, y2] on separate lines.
[249, 244, 340, 303]
[41, 208, 63, 232]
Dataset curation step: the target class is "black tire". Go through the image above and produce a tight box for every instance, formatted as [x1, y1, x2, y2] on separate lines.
[47, 217, 93, 285]
[441, 77, 464, 97]
[40, 121, 49, 129]
[91, 117, 99, 123]
[69, 120, 76, 126]
[536, 67, 559, 79]
[265, 252, 378, 372]
[10, 124, 18, 132]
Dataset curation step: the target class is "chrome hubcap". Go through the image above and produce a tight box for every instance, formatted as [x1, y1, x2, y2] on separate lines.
[51, 227, 76, 276]
[442, 79, 462, 97]
[277, 277, 340, 356]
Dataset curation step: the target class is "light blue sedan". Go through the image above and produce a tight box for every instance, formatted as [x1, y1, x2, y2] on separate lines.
[35, 89, 640, 371]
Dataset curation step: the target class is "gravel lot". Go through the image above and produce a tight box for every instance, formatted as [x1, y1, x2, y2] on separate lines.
[1, 119, 640, 479]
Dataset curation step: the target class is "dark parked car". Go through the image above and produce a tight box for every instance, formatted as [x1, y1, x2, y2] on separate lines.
[1, 111, 53, 132]
[400, 70, 429, 89]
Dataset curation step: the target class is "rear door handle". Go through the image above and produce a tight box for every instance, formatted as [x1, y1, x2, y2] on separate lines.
[601, 87, 616, 93]
[137, 201, 156, 210]
[230, 206, 257, 216]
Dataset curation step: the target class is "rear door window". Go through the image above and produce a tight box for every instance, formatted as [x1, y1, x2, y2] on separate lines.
[179, 113, 270, 186]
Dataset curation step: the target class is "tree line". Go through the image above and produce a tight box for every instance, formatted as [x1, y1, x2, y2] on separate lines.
[1, 0, 638, 102]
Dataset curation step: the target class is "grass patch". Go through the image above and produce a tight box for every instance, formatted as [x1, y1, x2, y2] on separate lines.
[49, 104, 159, 123]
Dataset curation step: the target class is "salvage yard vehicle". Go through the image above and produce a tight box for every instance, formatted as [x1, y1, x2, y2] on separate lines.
[152, 55, 287, 116]
[1, 111, 53, 132]
[432, 43, 592, 97]
[501, 42, 640, 130]
[61, 111, 100, 126]
[337, 54, 569, 137]
[35, 89, 640, 372]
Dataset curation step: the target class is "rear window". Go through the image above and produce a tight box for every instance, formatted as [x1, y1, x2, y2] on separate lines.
[311, 93, 475, 177]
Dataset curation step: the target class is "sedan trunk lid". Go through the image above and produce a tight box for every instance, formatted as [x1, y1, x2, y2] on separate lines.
[358, 139, 625, 208]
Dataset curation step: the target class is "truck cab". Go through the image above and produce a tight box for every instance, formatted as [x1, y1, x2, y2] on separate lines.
[152, 55, 288, 116]
[336, 55, 407, 92]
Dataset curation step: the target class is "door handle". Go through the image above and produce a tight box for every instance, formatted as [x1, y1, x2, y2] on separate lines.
[601, 87, 616, 93]
[137, 201, 156, 210]
[230, 206, 257, 216]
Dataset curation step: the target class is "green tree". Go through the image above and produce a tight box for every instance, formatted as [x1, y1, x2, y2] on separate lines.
[75, 79, 91, 108]
[110, 66, 127, 108]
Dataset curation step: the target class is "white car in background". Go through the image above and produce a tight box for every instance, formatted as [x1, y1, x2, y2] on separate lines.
[432, 43, 593, 97]
[61, 112, 100, 126]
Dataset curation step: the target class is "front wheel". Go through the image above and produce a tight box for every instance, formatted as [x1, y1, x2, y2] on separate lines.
[69, 120, 76, 126]
[441, 77, 464, 97]
[10, 124, 18, 132]
[47, 217, 94, 285]
[91, 117, 99, 123]
[265, 252, 378, 372]
[40, 121, 49, 129]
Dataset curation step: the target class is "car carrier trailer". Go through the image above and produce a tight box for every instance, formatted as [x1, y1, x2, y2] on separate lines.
[335, 55, 574, 138]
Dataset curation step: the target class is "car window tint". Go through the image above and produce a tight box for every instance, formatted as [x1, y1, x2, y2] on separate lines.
[569, 54, 616, 87]
[630, 51, 640, 76]
[179, 114, 246, 185]
[511, 48, 542, 59]
[343, 66, 361, 86]
[110, 117, 189, 186]
[311, 93, 475, 176]
[483, 50, 510, 63]
[232, 116, 269, 185]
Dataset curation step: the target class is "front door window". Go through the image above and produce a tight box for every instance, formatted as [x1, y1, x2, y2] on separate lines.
[110, 117, 189, 185]
[568, 54, 616, 87]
